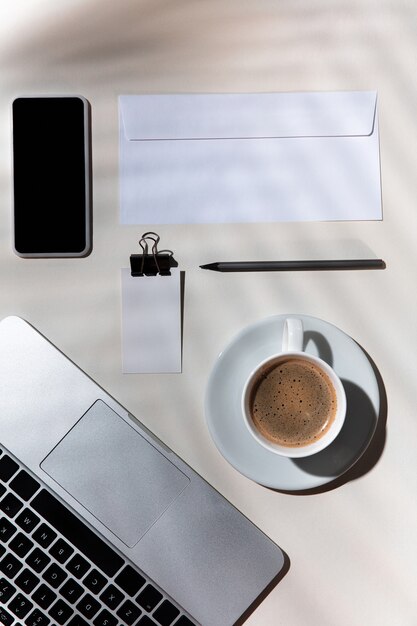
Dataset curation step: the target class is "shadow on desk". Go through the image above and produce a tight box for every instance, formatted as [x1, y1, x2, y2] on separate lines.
[276, 347, 387, 496]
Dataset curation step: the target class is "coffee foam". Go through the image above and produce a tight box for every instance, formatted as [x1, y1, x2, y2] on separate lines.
[249, 358, 337, 447]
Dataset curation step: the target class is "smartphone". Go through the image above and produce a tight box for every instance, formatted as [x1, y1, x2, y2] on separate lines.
[12, 95, 92, 257]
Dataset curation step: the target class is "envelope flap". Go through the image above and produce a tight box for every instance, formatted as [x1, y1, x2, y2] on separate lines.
[120, 91, 377, 140]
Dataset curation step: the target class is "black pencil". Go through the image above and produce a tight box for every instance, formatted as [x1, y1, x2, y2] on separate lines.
[200, 259, 386, 272]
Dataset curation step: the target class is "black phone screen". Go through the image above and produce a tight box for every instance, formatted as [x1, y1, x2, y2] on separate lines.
[12, 96, 91, 256]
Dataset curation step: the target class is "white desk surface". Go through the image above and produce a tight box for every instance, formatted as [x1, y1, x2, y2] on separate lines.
[1, 2, 416, 624]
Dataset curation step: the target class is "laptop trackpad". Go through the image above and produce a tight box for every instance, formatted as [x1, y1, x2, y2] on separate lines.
[41, 400, 189, 547]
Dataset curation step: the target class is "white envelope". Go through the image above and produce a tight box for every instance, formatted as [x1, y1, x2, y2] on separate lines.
[119, 91, 381, 224]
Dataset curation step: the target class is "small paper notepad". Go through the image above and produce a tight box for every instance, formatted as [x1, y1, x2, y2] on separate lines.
[121, 268, 182, 373]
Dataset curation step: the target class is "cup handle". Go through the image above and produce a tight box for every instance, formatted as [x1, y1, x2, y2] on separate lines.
[282, 318, 304, 352]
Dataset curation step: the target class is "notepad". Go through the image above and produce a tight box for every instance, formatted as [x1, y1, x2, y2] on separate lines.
[121, 268, 182, 373]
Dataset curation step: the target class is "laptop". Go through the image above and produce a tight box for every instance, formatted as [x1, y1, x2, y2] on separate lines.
[0, 316, 285, 626]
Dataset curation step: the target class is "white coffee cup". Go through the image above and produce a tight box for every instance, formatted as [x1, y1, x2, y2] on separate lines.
[241, 318, 346, 458]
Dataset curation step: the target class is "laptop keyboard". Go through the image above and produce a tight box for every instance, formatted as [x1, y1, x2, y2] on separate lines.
[0, 447, 197, 626]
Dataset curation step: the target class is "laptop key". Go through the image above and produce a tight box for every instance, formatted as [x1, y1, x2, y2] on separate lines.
[8, 592, 33, 618]
[0, 484, 5, 498]
[136, 584, 163, 612]
[93, 609, 118, 626]
[0, 517, 17, 542]
[175, 617, 195, 626]
[43, 563, 68, 588]
[9, 532, 34, 557]
[116, 599, 142, 625]
[100, 583, 124, 609]
[76, 592, 101, 618]
[0, 552, 23, 578]
[48, 599, 74, 625]
[49, 538, 74, 564]
[0, 455, 19, 482]
[67, 616, 89, 626]
[0, 492, 24, 518]
[16, 509, 41, 533]
[33, 523, 57, 549]
[115, 564, 145, 596]
[153, 599, 180, 626]
[84, 568, 107, 594]
[15, 568, 40, 593]
[66, 554, 90, 579]
[24, 608, 51, 625]
[9, 470, 40, 502]
[137, 617, 157, 626]
[60, 578, 84, 604]
[0, 608, 14, 626]
[0, 576, 16, 602]
[26, 547, 51, 573]
[31, 583, 57, 609]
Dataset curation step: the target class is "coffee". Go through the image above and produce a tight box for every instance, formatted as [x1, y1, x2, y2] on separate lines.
[249, 358, 337, 447]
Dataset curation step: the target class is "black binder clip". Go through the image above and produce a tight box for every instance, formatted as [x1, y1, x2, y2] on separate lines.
[130, 232, 177, 277]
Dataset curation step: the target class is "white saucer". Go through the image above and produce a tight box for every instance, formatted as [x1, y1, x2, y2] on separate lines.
[205, 314, 380, 491]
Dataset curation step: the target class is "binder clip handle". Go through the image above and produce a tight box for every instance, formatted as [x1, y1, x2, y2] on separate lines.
[130, 231, 176, 277]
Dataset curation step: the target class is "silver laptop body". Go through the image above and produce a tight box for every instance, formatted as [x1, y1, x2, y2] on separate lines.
[0, 316, 285, 625]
